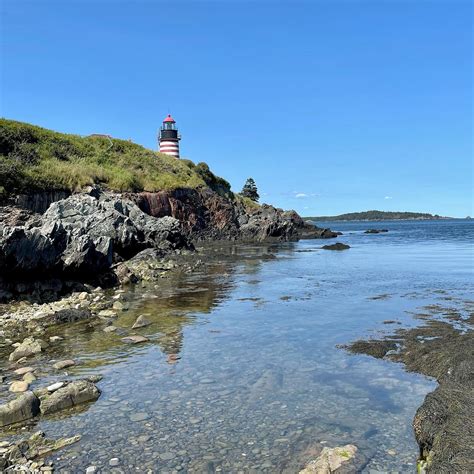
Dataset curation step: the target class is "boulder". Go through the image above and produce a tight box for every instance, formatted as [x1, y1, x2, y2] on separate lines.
[322, 242, 350, 250]
[9, 337, 43, 362]
[39, 380, 100, 415]
[0, 391, 40, 427]
[0, 192, 191, 278]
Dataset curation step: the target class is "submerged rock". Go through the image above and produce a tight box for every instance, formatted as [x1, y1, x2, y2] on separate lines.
[299, 444, 358, 473]
[53, 359, 76, 370]
[364, 229, 389, 234]
[121, 335, 149, 344]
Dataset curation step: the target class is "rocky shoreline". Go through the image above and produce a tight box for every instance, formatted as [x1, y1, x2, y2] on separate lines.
[0, 187, 336, 304]
[345, 300, 474, 472]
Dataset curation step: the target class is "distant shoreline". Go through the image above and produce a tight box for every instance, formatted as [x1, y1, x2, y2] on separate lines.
[303, 210, 463, 222]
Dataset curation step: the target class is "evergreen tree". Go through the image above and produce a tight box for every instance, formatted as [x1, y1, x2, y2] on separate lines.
[241, 177, 259, 202]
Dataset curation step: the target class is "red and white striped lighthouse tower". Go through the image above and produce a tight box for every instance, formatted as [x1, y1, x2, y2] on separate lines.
[158, 114, 181, 158]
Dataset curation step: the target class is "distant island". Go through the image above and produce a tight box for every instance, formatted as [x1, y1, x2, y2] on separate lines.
[305, 210, 450, 221]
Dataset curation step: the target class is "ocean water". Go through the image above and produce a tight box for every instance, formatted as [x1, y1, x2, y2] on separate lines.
[1, 219, 473, 472]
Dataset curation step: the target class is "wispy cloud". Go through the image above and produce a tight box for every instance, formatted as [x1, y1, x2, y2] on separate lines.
[292, 191, 320, 199]
[384, 196, 393, 200]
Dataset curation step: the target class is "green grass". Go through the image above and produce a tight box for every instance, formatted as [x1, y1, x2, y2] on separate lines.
[0, 118, 232, 196]
[235, 193, 260, 210]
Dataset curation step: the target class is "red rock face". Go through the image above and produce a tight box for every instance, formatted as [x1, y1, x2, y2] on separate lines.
[129, 189, 240, 238]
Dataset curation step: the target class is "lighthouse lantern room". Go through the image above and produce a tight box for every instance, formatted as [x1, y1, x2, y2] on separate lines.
[158, 114, 181, 158]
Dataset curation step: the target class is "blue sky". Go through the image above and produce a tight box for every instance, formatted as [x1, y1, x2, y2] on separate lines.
[1, 0, 472, 217]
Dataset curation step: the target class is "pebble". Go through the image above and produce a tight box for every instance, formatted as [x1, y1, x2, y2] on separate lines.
[159, 452, 176, 461]
[109, 458, 120, 467]
[49, 336, 63, 342]
[86, 466, 98, 473]
[47, 382, 65, 392]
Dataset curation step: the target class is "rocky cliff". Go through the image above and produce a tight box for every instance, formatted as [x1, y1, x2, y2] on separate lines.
[0, 187, 335, 302]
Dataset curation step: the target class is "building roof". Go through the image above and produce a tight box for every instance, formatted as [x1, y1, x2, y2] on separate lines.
[163, 114, 176, 123]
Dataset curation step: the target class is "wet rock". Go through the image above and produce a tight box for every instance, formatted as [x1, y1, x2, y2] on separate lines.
[364, 229, 389, 234]
[9, 337, 43, 362]
[14, 366, 35, 375]
[121, 335, 149, 344]
[49, 336, 62, 343]
[132, 314, 151, 329]
[109, 458, 120, 467]
[321, 243, 350, 251]
[112, 300, 125, 310]
[103, 325, 118, 333]
[0, 391, 40, 427]
[346, 339, 398, 358]
[23, 372, 37, 384]
[39, 380, 101, 415]
[299, 444, 358, 473]
[53, 359, 76, 370]
[0, 431, 80, 471]
[9, 381, 29, 393]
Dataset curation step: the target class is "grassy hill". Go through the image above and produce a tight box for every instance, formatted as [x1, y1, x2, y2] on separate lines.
[305, 210, 447, 221]
[0, 118, 232, 197]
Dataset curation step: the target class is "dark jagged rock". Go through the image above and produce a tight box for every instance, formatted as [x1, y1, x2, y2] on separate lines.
[364, 229, 389, 234]
[322, 242, 350, 251]
[0, 192, 191, 280]
[129, 189, 336, 242]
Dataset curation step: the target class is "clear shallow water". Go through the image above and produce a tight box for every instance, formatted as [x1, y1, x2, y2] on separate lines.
[2, 220, 473, 472]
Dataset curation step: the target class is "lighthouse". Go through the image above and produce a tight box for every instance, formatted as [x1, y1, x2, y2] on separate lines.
[158, 114, 181, 158]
